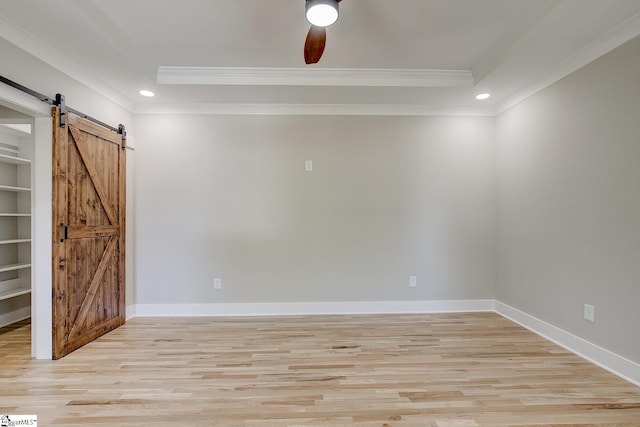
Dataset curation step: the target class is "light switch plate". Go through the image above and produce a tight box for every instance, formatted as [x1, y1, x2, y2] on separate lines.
[584, 303, 595, 322]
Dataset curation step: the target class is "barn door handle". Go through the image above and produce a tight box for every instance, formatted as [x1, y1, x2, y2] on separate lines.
[60, 223, 68, 242]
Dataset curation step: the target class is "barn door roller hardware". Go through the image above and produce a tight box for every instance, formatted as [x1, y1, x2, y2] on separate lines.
[118, 124, 126, 150]
[55, 93, 66, 128]
[0, 75, 126, 148]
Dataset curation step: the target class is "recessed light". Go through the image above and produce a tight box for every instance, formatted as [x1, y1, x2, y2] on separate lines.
[475, 93, 490, 100]
[139, 90, 155, 97]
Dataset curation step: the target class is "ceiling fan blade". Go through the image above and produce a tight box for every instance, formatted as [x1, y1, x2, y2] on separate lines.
[304, 25, 326, 64]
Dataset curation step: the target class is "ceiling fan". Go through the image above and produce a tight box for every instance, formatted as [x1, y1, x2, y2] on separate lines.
[304, 0, 342, 64]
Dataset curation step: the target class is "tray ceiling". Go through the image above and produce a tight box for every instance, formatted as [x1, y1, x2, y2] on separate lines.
[1, 0, 639, 115]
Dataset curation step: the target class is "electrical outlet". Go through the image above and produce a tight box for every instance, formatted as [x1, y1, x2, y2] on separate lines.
[214, 278, 222, 290]
[584, 303, 595, 322]
[305, 160, 313, 171]
[409, 276, 417, 288]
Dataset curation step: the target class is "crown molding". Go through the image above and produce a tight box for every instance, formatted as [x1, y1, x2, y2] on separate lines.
[0, 14, 135, 112]
[134, 103, 494, 117]
[157, 67, 474, 88]
[494, 10, 640, 115]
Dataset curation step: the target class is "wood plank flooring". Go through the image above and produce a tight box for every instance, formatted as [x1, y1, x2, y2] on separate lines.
[1, 313, 639, 426]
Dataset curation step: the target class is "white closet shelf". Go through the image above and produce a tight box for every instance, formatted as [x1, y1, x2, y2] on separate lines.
[0, 138, 32, 317]
[0, 184, 30, 192]
[0, 153, 31, 166]
[0, 239, 31, 245]
[0, 286, 31, 301]
[0, 263, 31, 273]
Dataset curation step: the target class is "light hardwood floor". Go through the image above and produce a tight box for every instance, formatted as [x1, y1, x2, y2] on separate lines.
[1, 313, 639, 426]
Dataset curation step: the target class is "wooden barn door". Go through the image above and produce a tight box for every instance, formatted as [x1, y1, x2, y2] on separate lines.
[52, 107, 126, 359]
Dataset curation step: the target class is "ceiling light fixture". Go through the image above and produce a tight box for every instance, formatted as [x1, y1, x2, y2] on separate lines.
[306, 0, 339, 27]
[475, 93, 490, 100]
[139, 89, 155, 97]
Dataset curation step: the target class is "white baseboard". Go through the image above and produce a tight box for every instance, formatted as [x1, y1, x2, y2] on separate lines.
[495, 301, 640, 388]
[127, 299, 495, 319]
[0, 305, 31, 328]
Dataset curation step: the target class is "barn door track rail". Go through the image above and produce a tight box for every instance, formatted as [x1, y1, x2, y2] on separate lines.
[0, 75, 126, 149]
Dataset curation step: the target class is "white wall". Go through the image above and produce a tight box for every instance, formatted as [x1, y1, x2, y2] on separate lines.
[134, 114, 495, 305]
[495, 35, 640, 363]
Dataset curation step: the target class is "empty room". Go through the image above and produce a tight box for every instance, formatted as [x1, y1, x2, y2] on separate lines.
[1, 0, 640, 425]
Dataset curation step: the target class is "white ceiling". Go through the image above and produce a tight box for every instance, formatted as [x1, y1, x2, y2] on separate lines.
[1, 0, 640, 115]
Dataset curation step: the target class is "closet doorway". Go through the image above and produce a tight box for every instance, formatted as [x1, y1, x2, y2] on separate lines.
[0, 87, 53, 360]
[0, 105, 34, 358]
